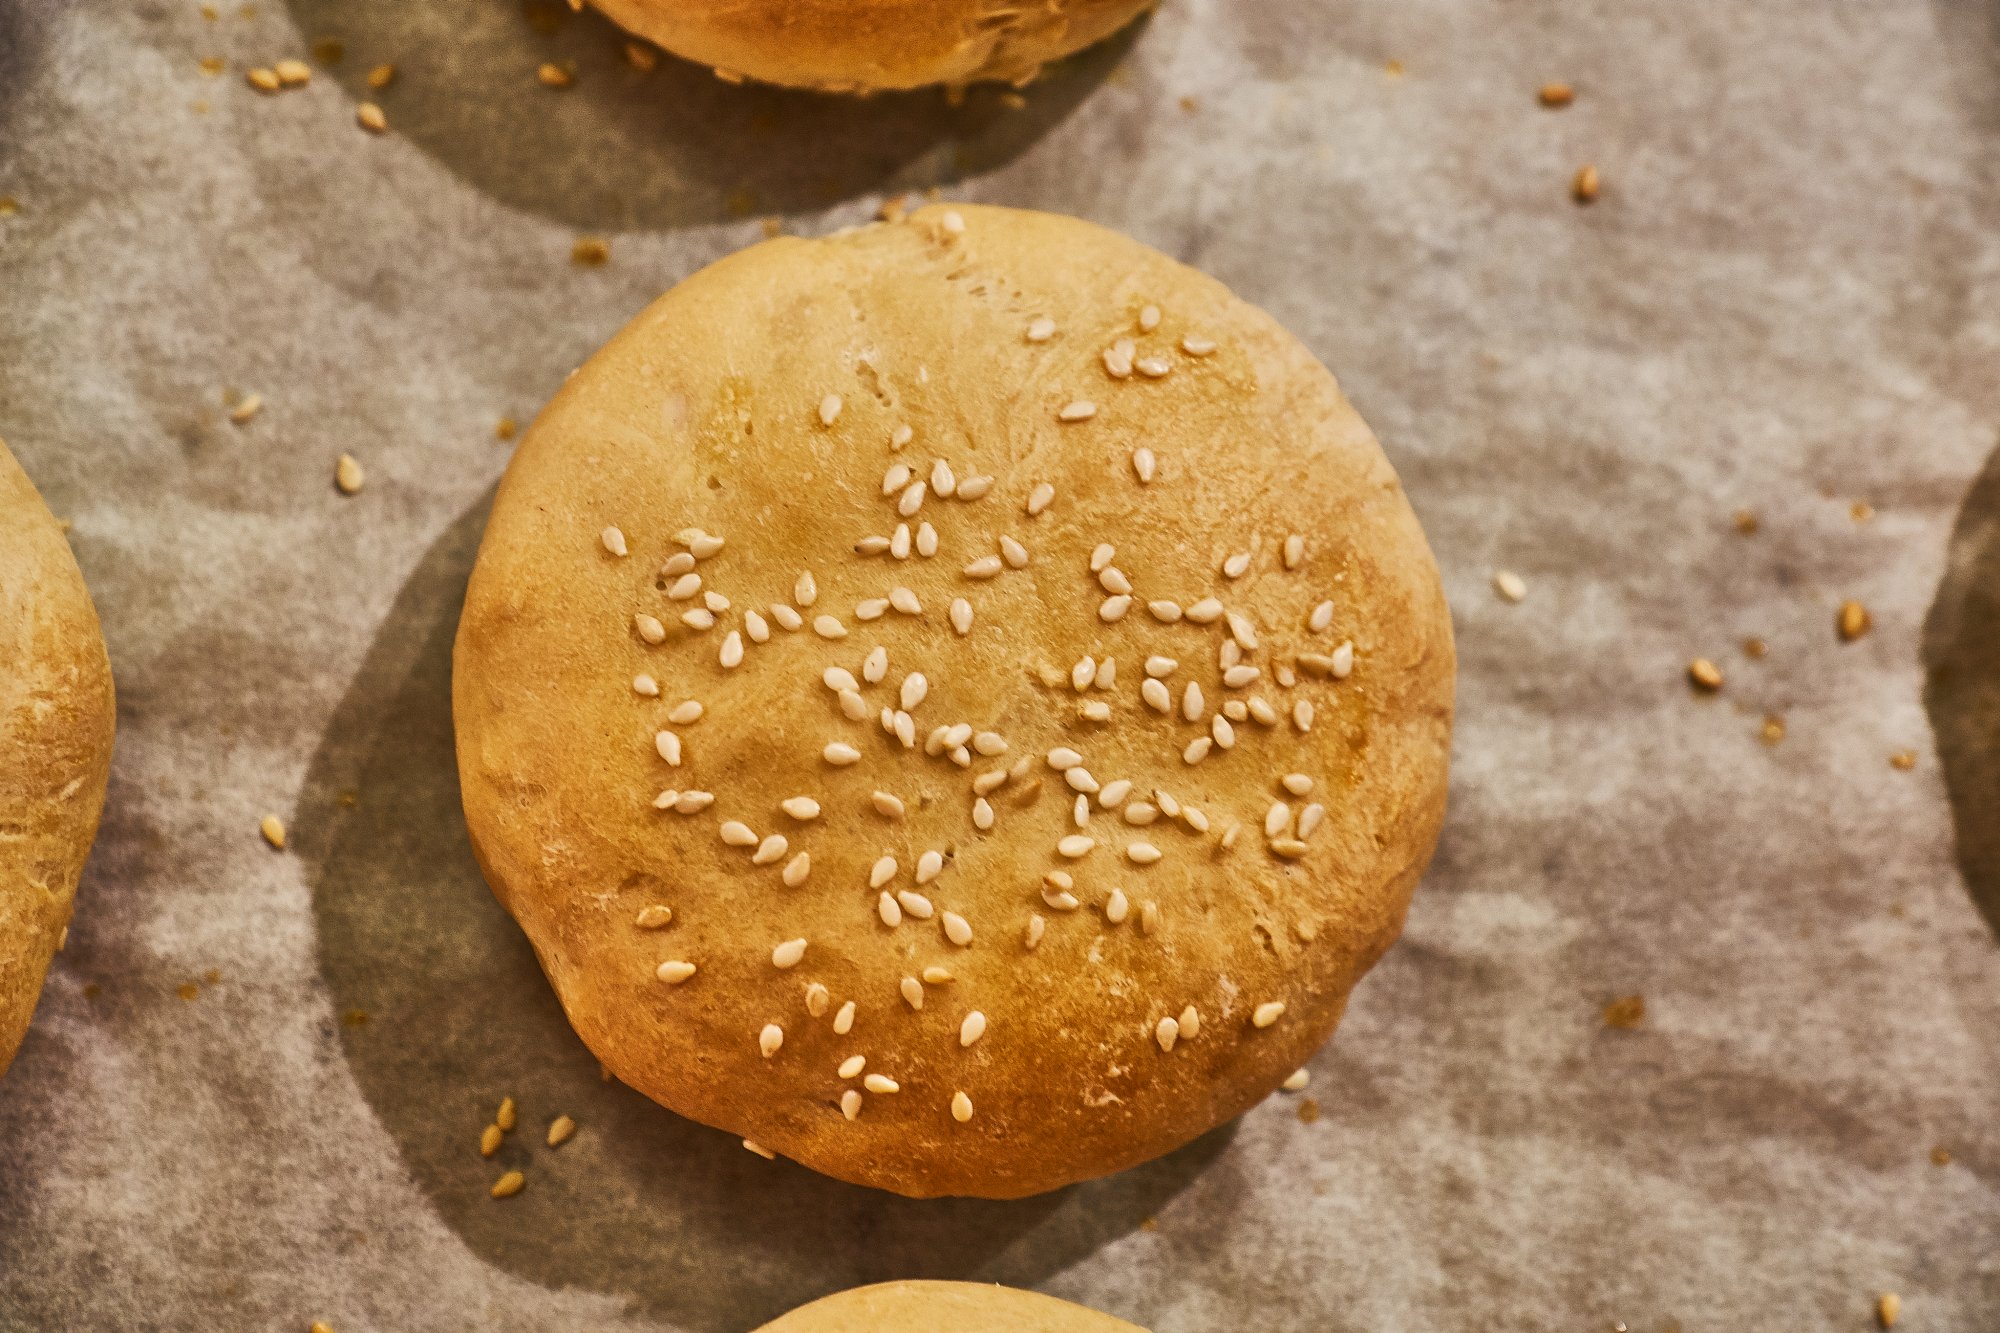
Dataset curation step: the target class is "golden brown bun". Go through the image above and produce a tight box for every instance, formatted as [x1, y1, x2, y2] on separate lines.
[754, 1280, 1146, 1332]
[0, 438, 115, 1077]
[454, 204, 1454, 1198]
[590, 0, 1155, 91]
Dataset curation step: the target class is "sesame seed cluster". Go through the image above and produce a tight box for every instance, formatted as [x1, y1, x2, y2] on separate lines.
[455, 205, 1454, 1197]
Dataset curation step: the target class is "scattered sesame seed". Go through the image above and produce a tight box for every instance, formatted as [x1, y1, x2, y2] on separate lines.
[1878, 1292, 1900, 1328]
[1138, 304, 1161, 331]
[1106, 888, 1130, 923]
[1079, 700, 1112, 721]
[753, 834, 789, 864]
[1140, 679, 1172, 712]
[873, 791, 907, 818]
[1100, 595, 1133, 622]
[1127, 842, 1162, 865]
[806, 983, 830, 1016]
[819, 394, 843, 426]
[1072, 657, 1098, 690]
[782, 797, 821, 821]
[856, 535, 891, 557]
[1104, 339, 1135, 379]
[743, 1139, 775, 1159]
[1271, 839, 1308, 859]
[833, 1000, 855, 1034]
[1155, 790, 1181, 818]
[1057, 834, 1096, 859]
[771, 938, 807, 969]
[1124, 801, 1157, 825]
[1141, 902, 1162, 936]
[838, 1055, 866, 1079]
[1283, 535, 1305, 570]
[930, 459, 956, 497]
[718, 630, 744, 669]
[1838, 600, 1872, 642]
[890, 524, 912, 559]
[1223, 665, 1261, 688]
[246, 67, 281, 92]
[898, 889, 935, 918]
[1252, 1001, 1286, 1028]
[1026, 913, 1047, 948]
[964, 554, 1003, 579]
[891, 423, 914, 449]
[1155, 1016, 1180, 1052]
[917, 522, 940, 555]
[882, 463, 912, 497]
[681, 608, 716, 631]
[634, 904, 673, 929]
[1185, 598, 1223, 624]
[1042, 883, 1080, 911]
[943, 910, 973, 946]
[782, 852, 811, 886]
[1688, 658, 1724, 691]
[1182, 334, 1216, 356]
[1026, 316, 1057, 342]
[868, 855, 899, 888]
[771, 604, 803, 631]
[956, 476, 993, 501]
[1183, 737, 1212, 765]
[758, 1023, 784, 1057]
[1027, 482, 1056, 515]
[864, 1073, 900, 1094]
[260, 814, 288, 849]
[538, 62, 574, 88]
[940, 210, 966, 236]
[1058, 400, 1097, 422]
[480, 1123, 503, 1157]
[972, 731, 1007, 756]
[1491, 569, 1529, 603]
[878, 892, 903, 928]
[1573, 164, 1600, 203]
[1064, 767, 1101, 795]
[841, 1090, 863, 1120]
[900, 975, 925, 1009]
[972, 796, 995, 829]
[952, 1091, 974, 1122]
[1293, 699, 1315, 732]
[898, 480, 928, 517]
[959, 1010, 987, 1046]
[719, 820, 757, 848]
[656, 960, 697, 983]
[813, 615, 848, 640]
[999, 535, 1029, 568]
[490, 1170, 526, 1199]
[654, 731, 683, 766]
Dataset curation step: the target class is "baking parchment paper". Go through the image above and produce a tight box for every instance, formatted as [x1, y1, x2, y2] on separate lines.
[1, 0, 1997, 1328]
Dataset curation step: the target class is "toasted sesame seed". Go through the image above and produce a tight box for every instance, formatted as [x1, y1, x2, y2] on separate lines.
[865, 1072, 902, 1095]
[1292, 699, 1315, 733]
[661, 552, 696, 577]
[1047, 747, 1083, 771]
[1263, 802, 1293, 838]
[972, 731, 1007, 756]
[1136, 356, 1171, 378]
[1137, 303, 1162, 331]
[1182, 598, 1221, 624]
[930, 459, 957, 498]
[938, 910, 972, 947]
[865, 855, 898, 889]
[653, 731, 684, 767]
[1027, 482, 1056, 515]
[1223, 699, 1248, 722]
[479, 1123, 504, 1158]
[855, 535, 891, 556]
[782, 852, 811, 886]
[1252, 1002, 1286, 1029]
[1154, 789, 1181, 818]
[897, 889, 934, 918]
[955, 473, 994, 502]
[656, 960, 697, 984]
[833, 1000, 855, 1034]
[246, 67, 281, 92]
[818, 394, 843, 427]
[634, 904, 674, 929]
[1181, 805, 1210, 833]
[806, 983, 830, 1016]
[631, 674, 661, 700]
[685, 530, 726, 559]
[1070, 792, 1089, 826]
[718, 820, 756, 848]
[1077, 700, 1111, 722]
[1155, 1016, 1180, 1052]
[1223, 665, 1261, 689]
[1176, 682, 1203, 722]
[834, 690, 867, 721]
[921, 966, 954, 986]
[1106, 888, 1130, 923]
[1139, 678, 1171, 713]
[899, 976, 925, 1010]
[704, 590, 731, 611]
[1271, 838, 1308, 858]
[939, 209, 966, 235]
[1104, 339, 1135, 379]
[667, 573, 702, 600]
[897, 480, 928, 517]
[944, 1090, 972, 1123]
[680, 608, 716, 631]
[1329, 642, 1354, 678]
[1178, 1004, 1199, 1038]
[1095, 569, 1131, 599]
[974, 768, 1007, 795]
[771, 604, 803, 631]
[991, 535, 1026, 571]
[491, 1170, 526, 1198]
[857, 597, 889, 621]
[841, 1089, 863, 1120]
[1065, 767, 1101, 795]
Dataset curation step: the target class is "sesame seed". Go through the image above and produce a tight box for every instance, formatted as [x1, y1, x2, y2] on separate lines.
[882, 463, 912, 497]
[654, 731, 683, 766]
[836, 689, 868, 721]
[922, 966, 954, 985]
[972, 731, 1007, 756]
[1263, 802, 1293, 839]
[891, 424, 914, 449]
[1047, 747, 1083, 771]
[1308, 600, 1336, 633]
[783, 852, 812, 886]
[1079, 700, 1112, 722]
[1271, 838, 1309, 859]
[806, 983, 830, 1016]
[1027, 316, 1057, 342]
[865, 1072, 901, 1094]
[718, 820, 756, 848]
[952, 1091, 974, 1122]
[897, 889, 934, 918]
[1179, 1004, 1199, 1037]
[873, 790, 906, 818]
[878, 891, 903, 928]
[867, 855, 899, 888]
[759, 1024, 784, 1057]
[1183, 737, 1212, 764]
[1027, 483, 1055, 515]
[772, 938, 807, 969]
[1226, 611, 1260, 652]
[942, 910, 973, 947]
[1223, 665, 1261, 688]
[813, 615, 848, 640]
[955, 475, 993, 502]
[1071, 657, 1098, 690]
[1098, 594, 1133, 622]
[771, 604, 803, 631]
[1182, 334, 1216, 356]
[1282, 1068, 1311, 1091]
[900, 976, 925, 1010]
[793, 570, 818, 607]
[685, 530, 725, 559]
[1026, 914, 1047, 948]
[246, 67, 281, 92]
[1127, 842, 1162, 865]
[703, 590, 731, 613]
[681, 608, 716, 631]
[855, 535, 891, 556]
[890, 524, 912, 559]
[1283, 535, 1305, 569]
[753, 832, 790, 863]
[1042, 883, 1080, 911]
[1252, 1001, 1286, 1028]
[917, 521, 940, 555]
[930, 459, 956, 497]
[632, 675, 661, 699]
[833, 1000, 855, 1034]
[1106, 888, 1130, 923]
[1293, 699, 1315, 732]
[667, 573, 702, 601]
[1185, 598, 1223, 624]
[1138, 678, 1171, 713]
[1141, 901, 1161, 935]
[1065, 767, 1101, 795]
[1282, 773, 1313, 797]
[1181, 805, 1210, 832]
[1124, 801, 1158, 825]
[914, 852, 944, 886]
[1104, 339, 1135, 379]
[634, 613, 667, 644]
[896, 480, 928, 517]
[1138, 303, 1162, 331]
[661, 552, 695, 576]
[719, 630, 744, 669]
[1057, 835, 1096, 859]
[1154, 789, 1181, 818]
[1221, 640, 1242, 670]
[989, 536, 1025, 571]
[1223, 699, 1247, 722]
[959, 1010, 988, 1046]
[1058, 400, 1097, 422]
[675, 791, 715, 813]
[1221, 552, 1251, 580]
[1180, 682, 1205, 721]
[1155, 1016, 1179, 1052]
[819, 394, 843, 426]
[944, 722, 973, 749]
[894, 712, 917, 747]
[964, 554, 1003, 579]
[598, 526, 629, 558]
[972, 796, 995, 829]
[841, 1090, 863, 1120]
[656, 960, 697, 983]
[1331, 642, 1354, 678]
[1136, 356, 1171, 378]
[839, 1055, 866, 1078]
[1247, 696, 1279, 727]
[1298, 803, 1325, 838]
[635, 904, 673, 929]
[1098, 569, 1132, 598]
[491, 1170, 527, 1198]
[940, 210, 966, 235]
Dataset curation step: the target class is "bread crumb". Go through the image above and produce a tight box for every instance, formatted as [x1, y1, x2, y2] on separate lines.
[245, 67, 280, 92]
[1743, 636, 1768, 659]
[1877, 1292, 1900, 1328]
[274, 59, 312, 87]
[1930, 1145, 1952, 1166]
[311, 37, 344, 66]
[1573, 163, 1600, 204]
[1179, 95, 1199, 113]
[1733, 508, 1758, 534]
[760, 217, 782, 238]
[1295, 1097, 1321, 1123]
[1138, 1216, 1159, 1231]
[310, 1323, 334, 1333]
[0, 196, 17, 217]
[356, 102, 388, 134]
[1603, 995, 1645, 1029]
[480, 1124, 502, 1157]
[624, 42, 658, 72]
[335, 454, 365, 495]
[878, 194, 909, 223]
[366, 63, 396, 90]
[1837, 600, 1871, 642]
[1539, 82, 1574, 107]
[199, 56, 225, 76]
[495, 417, 517, 441]
[1687, 658, 1723, 692]
[341, 1009, 368, 1027]
[1383, 60, 1405, 78]
[1851, 500, 1874, 522]
[1759, 716, 1785, 746]
[538, 62, 574, 89]
[546, 1114, 576, 1147]
[1492, 569, 1527, 603]
[228, 392, 263, 424]
[177, 982, 200, 1001]
[571, 236, 610, 266]
[1281, 1068, 1311, 1091]
[1890, 750, 1917, 771]
[490, 1170, 525, 1199]
[259, 814, 287, 849]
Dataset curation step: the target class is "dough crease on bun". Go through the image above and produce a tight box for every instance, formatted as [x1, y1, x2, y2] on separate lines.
[455, 204, 1454, 1198]
[1, 438, 116, 1078]
[590, 0, 1157, 92]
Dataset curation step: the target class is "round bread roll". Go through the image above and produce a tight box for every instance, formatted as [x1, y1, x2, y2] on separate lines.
[454, 204, 1454, 1198]
[1, 438, 116, 1078]
[755, 1280, 1146, 1332]
[589, 0, 1156, 91]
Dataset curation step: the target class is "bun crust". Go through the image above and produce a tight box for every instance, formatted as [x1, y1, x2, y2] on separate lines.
[0, 439, 116, 1077]
[454, 205, 1453, 1198]
[590, 0, 1156, 91]
[755, 1280, 1146, 1331]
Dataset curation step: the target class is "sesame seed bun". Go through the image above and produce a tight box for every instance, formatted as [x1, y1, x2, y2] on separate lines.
[453, 204, 1454, 1199]
[0, 438, 115, 1078]
[588, 0, 1156, 91]
[754, 1280, 1146, 1331]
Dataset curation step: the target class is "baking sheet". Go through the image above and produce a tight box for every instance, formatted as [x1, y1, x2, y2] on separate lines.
[2, 0, 1997, 1328]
